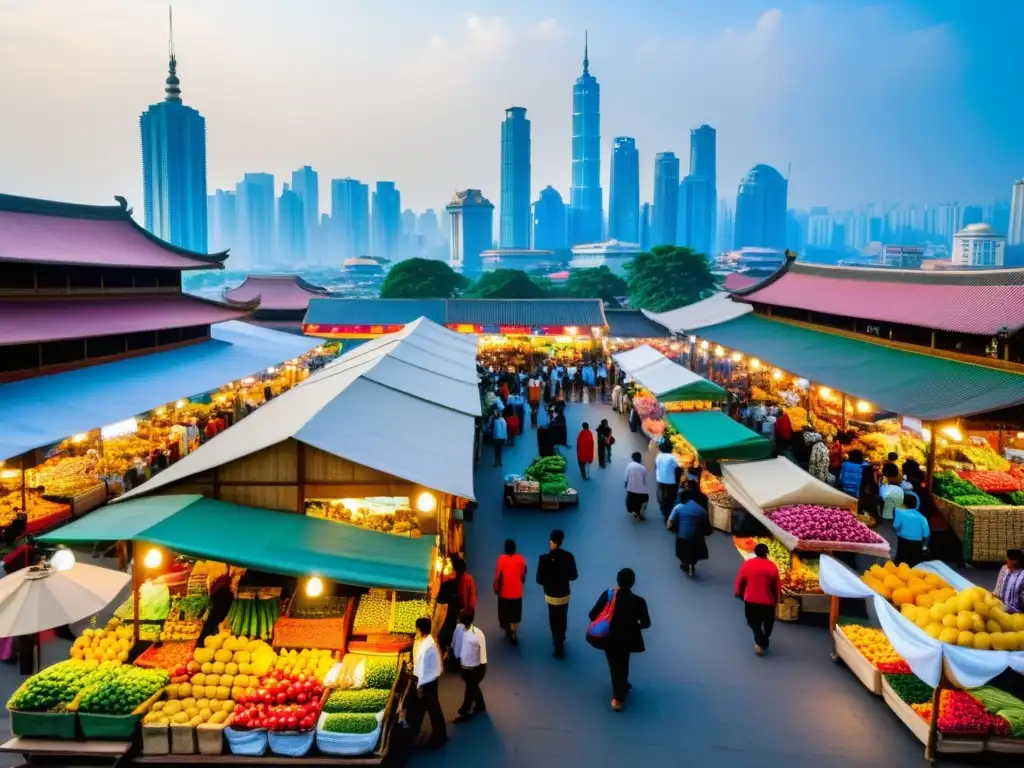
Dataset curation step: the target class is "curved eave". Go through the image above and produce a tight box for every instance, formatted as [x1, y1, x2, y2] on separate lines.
[195, 293, 260, 313]
[124, 215, 229, 269]
[728, 250, 796, 297]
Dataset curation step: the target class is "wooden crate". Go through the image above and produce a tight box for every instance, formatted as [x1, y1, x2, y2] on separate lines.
[540, 494, 560, 510]
[986, 736, 1024, 754]
[880, 676, 929, 745]
[833, 627, 881, 695]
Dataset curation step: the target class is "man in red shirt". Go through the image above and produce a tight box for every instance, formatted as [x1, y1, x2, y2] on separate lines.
[734, 543, 782, 656]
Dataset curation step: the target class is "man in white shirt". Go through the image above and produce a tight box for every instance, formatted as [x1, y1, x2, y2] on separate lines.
[452, 610, 488, 722]
[654, 440, 682, 520]
[624, 451, 650, 520]
[491, 413, 508, 468]
[406, 617, 447, 749]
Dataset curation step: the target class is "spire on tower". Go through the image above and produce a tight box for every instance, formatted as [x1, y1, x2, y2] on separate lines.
[164, 5, 182, 102]
[583, 30, 589, 75]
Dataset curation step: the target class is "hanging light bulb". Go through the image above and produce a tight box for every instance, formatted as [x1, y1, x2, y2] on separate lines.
[305, 577, 324, 598]
[143, 548, 163, 569]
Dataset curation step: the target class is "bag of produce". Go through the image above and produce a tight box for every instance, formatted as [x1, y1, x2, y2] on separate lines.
[315, 711, 383, 757]
[268, 728, 316, 757]
[224, 726, 268, 756]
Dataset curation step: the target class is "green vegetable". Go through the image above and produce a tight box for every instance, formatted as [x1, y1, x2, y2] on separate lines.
[9, 661, 115, 712]
[324, 688, 389, 714]
[353, 591, 391, 631]
[1008, 491, 1024, 506]
[540, 478, 569, 495]
[392, 599, 429, 634]
[524, 455, 568, 486]
[77, 666, 168, 716]
[364, 658, 398, 690]
[933, 472, 1002, 507]
[969, 687, 1024, 735]
[322, 713, 379, 734]
[884, 673, 934, 705]
[114, 582, 171, 622]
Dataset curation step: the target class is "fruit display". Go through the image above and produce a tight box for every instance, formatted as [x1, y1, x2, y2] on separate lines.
[734, 536, 791, 574]
[524, 455, 569, 496]
[192, 633, 278, 681]
[8, 660, 116, 712]
[669, 433, 696, 469]
[884, 673, 934, 705]
[861, 561, 954, 606]
[321, 713, 379, 734]
[970, 687, 1024, 737]
[364, 658, 398, 690]
[0, 488, 70, 529]
[229, 671, 325, 732]
[957, 470, 1021, 494]
[170, 594, 211, 622]
[630, 391, 662, 420]
[305, 498, 420, 536]
[934, 471, 1002, 507]
[641, 418, 665, 437]
[391, 599, 429, 634]
[273, 648, 336, 682]
[911, 690, 1011, 735]
[851, 428, 927, 468]
[144, 698, 234, 726]
[159, 620, 203, 642]
[134, 641, 196, 672]
[323, 688, 389, 714]
[955, 444, 1010, 472]
[782, 554, 821, 594]
[701, 471, 725, 497]
[767, 504, 886, 546]
[352, 590, 391, 633]
[225, 595, 281, 640]
[188, 560, 228, 595]
[71, 623, 135, 664]
[77, 666, 169, 715]
[288, 595, 349, 619]
[26, 455, 101, 499]
[897, 586, 1024, 649]
[273, 618, 346, 651]
[114, 582, 171, 622]
[841, 625, 910, 673]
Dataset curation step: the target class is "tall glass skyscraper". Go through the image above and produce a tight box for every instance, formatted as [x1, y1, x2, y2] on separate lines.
[652, 152, 680, 247]
[277, 183, 305, 266]
[679, 125, 716, 256]
[570, 34, 603, 245]
[372, 181, 402, 260]
[500, 107, 531, 249]
[235, 173, 275, 267]
[140, 12, 208, 253]
[1008, 179, 1024, 246]
[533, 186, 568, 251]
[330, 178, 370, 258]
[290, 166, 319, 261]
[734, 164, 788, 250]
[609, 137, 639, 243]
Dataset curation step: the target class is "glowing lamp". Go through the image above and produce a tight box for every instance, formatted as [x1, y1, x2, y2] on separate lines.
[714, 346, 724, 357]
[71, 433, 88, 444]
[700, 340, 709, 350]
[305, 577, 324, 598]
[796, 378, 809, 389]
[0, 469, 18, 480]
[688, 335, 697, 344]
[772, 370, 783, 381]
[266, 367, 277, 374]
[50, 548, 76, 572]
[819, 387, 832, 398]
[731, 352, 742, 362]
[750, 359, 761, 370]
[416, 492, 437, 514]
[143, 548, 163, 569]
[175, 400, 186, 409]
[1017, 432, 1024, 440]
[566, 327, 578, 337]
[434, 556, 444, 573]
[669, 343, 680, 352]
[942, 426, 963, 442]
[856, 401, 872, 414]
[922, 428, 932, 442]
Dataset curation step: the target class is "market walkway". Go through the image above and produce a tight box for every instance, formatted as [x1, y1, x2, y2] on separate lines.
[419, 400, 988, 768]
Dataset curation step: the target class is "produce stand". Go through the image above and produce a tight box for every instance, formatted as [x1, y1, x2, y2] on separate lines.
[504, 456, 579, 511]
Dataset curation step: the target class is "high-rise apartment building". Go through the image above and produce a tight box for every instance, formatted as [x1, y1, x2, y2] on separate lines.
[570, 35, 603, 245]
[330, 178, 370, 258]
[533, 186, 568, 251]
[372, 181, 402, 260]
[678, 125, 716, 256]
[140, 11, 208, 252]
[652, 152, 680, 247]
[277, 183, 305, 265]
[447, 189, 494, 276]
[207, 189, 237, 253]
[235, 173, 275, 268]
[734, 164, 788, 250]
[290, 166, 318, 262]
[1008, 180, 1024, 246]
[500, 107, 531, 249]
[609, 137, 640, 243]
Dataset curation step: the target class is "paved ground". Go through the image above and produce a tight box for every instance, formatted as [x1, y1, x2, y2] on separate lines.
[416, 400, 1003, 768]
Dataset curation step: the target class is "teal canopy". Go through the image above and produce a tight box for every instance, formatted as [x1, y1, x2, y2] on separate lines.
[666, 411, 772, 462]
[40, 495, 434, 592]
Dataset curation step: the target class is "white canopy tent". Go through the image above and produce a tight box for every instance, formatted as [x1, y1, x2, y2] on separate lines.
[612, 345, 726, 402]
[120, 317, 480, 501]
[611, 344, 664, 374]
[722, 458, 889, 557]
[642, 292, 752, 334]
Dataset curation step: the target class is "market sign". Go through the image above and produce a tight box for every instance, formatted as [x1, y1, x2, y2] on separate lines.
[444, 324, 590, 337]
[302, 323, 406, 338]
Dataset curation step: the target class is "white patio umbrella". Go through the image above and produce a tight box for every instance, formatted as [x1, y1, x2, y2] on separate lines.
[0, 557, 130, 637]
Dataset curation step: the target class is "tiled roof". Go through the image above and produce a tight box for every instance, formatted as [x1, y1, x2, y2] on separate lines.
[304, 298, 447, 326]
[605, 309, 671, 339]
[0, 193, 228, 269]
[445, 299, 606, 327]
[734, 258, 1024, 335]
[723, 272, 762, 291]
[223, 274, 330, 311]
[0, 294, 253, 345]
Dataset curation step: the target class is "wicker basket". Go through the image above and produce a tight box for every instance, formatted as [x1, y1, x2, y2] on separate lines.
[709, 499, 734, 533]
[776, 598, 800, 622]
[966, 505, 1024, 563]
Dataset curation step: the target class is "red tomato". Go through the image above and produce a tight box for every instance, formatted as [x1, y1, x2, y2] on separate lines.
[299, 716, 313, 731]
[286, 716, 298, 730]
[286, 685, 298, 699]
[296, 692, 308, 704]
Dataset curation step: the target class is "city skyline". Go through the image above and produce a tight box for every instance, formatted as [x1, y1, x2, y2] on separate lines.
[3, 1, 1022, 219]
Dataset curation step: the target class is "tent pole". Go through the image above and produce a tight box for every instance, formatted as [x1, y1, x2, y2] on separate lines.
[132, 547, 141, 645]
[840, 393, 847, 430]
[828, 594, 840, 661]
[925, 422, 937, 492]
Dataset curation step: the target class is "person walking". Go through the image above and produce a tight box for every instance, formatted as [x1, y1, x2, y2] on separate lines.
[596, 419, 613, 468]
[624, 452, 649, 520]
[597, 362, 608, 400]
[493, 539, 527, 644]
[406, 617, 447, 749]
[504, 406, 520, 448]
[993, 549, 1024, 614]
[588, 568, 651, 712]
[491, 411, 508, 468]
[667, 489, 711, 577]
[438, 555, 476, 667]
[654, 440, 681, 519]
[536, 529, 578, 658]
[452, 610, 487, 723]
[734, 543, 782, 656]
[893, 494, 929, 567]
[576, 422, 596, 479]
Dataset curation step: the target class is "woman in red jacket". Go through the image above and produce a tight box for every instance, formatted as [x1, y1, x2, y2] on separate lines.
[734, 543, 782, 656]
[576, 422, 596, 479]
[493, 539, 527, 644]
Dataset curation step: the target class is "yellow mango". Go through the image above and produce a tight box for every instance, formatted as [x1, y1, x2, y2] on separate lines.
[942, 614, 959, 628]
[938, 627, 959, 644]
[211, 662, 225, 675]
[224, 662, 239, 676]
[171, 712, 189, 724]
[214, 649, 233, 664]
[206, 674, 220, 688]
[973, 632, 991, 650]
[216, 686, 230, 700]
[956, 630, 974, 647]
[191, 673, 206, 686]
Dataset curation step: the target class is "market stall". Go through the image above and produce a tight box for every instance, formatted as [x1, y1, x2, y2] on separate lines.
[665, 413, 771, 464]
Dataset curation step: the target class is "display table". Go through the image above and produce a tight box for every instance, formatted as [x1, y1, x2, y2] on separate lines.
[832, 627, 881, 695]
[0, 736, 132, 766]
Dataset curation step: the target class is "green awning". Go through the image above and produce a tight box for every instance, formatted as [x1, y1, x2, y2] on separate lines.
[697, 314, 1024, 421]
[40, 495, 434, 592]
[666, 412, 772, 462]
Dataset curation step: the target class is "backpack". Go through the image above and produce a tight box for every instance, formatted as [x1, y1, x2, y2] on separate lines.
[585, 588, 617, 649]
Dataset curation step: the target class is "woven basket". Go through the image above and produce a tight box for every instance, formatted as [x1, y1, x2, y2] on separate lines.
[776, 598, 800, 622]
[965, 506, 1024, 563]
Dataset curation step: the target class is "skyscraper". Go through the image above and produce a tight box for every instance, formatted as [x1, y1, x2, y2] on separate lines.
[290, 166, 319, 261]
[640, 203, 654, 250]
[1008, 180, 1024, 246]
[716, 200, 733, 253]
[207, 189, 237, 253]
[140, 9, 208, 252]
[372, 181, 401, 260]
[533, 186, 568, 251]
[447, 190, 494, 276]
[678, 125, 716, 256]
[277, 183, 305, 265]
[609, 137, 639, 243]
[330, 178, 370, 259]
[500, 107, 531, 249]
[570, 33, 603, 245]
[652, 152, 680, 247]
[235, 173, 275, 268]
[734, 164, 788, 250]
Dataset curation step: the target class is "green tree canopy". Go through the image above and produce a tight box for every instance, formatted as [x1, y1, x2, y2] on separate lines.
[467, 269, 548, 299]
[625, 245, 720, 312]
[564, 266, 628, 302]
[379, 258, 468, 299]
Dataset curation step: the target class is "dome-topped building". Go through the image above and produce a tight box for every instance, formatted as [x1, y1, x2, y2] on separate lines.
[734, 164, 788, 250]
[953, 222, 1006, 267]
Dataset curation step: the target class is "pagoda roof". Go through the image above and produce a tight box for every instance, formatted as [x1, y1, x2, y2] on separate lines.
[731, 255, 1024, 336]
[0, 193, 229, 270]
[223, 274, 330, 311]
[0, 294, 256, 346]
[722, 272, 763, 291]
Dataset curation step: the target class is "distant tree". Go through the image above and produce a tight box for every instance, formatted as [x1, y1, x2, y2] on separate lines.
[625, 245, 719, 312]
[564, 266, 628, 302]
[467, 269, 549, 299]
[379, 258, 468, 299]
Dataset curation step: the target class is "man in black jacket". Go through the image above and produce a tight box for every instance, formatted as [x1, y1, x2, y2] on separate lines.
[536, 529, 578, 657]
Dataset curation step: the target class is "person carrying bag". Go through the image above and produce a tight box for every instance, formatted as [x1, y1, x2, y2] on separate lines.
[586, 569, 650, 712]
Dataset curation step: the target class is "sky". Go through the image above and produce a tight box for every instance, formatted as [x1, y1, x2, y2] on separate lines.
[1, 0, 1023, 217]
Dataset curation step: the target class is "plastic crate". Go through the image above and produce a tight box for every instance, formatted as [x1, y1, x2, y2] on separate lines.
[8, 708, 77, 740]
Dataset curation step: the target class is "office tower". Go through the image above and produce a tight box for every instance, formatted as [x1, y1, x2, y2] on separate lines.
[934, 203, 962, 245]
[652, 152, 680, 246]
[290, 166, 319, 261]
[640, 202, 654, 250]
[235, 173, 275, 268]
[786, 209, 808, 254]
[372, 181, 401, 260]
[532, 186, 568, 251]
[418, 209, 440, 241]
[499, 107, 532, 249]
[447, 189, 494, 276]
[734, 164, 788, 250]
[330, 178, 370, 258]
[609, 137, 640, 243]
[570, 33, 603, 245]
[679, 125, 716, 256]
[717, 200, 734, 252]
[277, 183, 305, 265]
[1009, 180, 1024, 246]
[207, 189, 237, 253]
[140, 9, 208, 252]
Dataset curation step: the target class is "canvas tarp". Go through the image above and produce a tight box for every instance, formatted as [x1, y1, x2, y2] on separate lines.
[613, 345, 727, 402]
[612, 344, 664, 374]
[40, 495, 434, 592]
[666, 412, 771, 461]
[641, 292, 752, 335]
[721, 457, 890, 557]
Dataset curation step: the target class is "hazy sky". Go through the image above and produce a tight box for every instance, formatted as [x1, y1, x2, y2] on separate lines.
[2, 0, 1022, 217]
